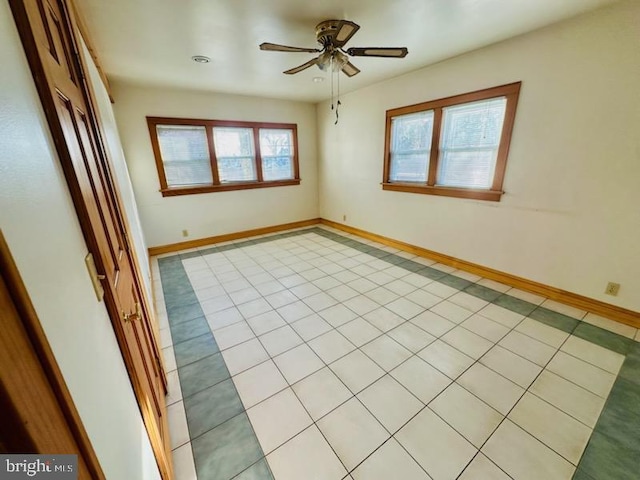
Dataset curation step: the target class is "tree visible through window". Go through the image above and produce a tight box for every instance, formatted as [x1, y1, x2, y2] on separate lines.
[259, 129, 295, 181]
[383, 82, 521, 201]
[213, 127, 257, 183]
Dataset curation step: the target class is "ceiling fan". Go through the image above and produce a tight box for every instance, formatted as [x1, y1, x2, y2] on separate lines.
[259, 20, 408, 77]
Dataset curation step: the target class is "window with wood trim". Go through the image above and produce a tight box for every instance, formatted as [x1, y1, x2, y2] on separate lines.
[383, 82, 521, 201]
[147, 117, 300, 196]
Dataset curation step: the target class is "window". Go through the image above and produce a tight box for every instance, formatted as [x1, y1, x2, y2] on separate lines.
[147, 117, 300, 196]
[383, 82, 521, 201]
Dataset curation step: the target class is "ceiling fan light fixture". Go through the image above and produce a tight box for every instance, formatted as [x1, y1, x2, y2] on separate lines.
[191, 55, 211, 64]
[258, 19, 408, 123]
[332, 51, 348, 71]
[317, 51, 332, 71]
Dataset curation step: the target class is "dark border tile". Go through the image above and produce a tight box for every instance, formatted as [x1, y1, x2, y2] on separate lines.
[529, 307, 579, 334]
[170, 316, 211, 345]
[174, 332, 219, 368]
[178, 352, 230, 398]
[618, 344, 640, 386]
[464, 283, 502, 302]
[163, 288, 199, 309]
[418, 267, 447, 280]
[573, 322, 633, 355]
[185, 379, 245, 439]
[397, 260, 424, 272]
[200, 246, 219, 256]
[493, 294, 537, 316]
[438, 274, 473, 290]
[578, 431, 639, 480]
[572, 468, 597, 480]
[384, 255, 407, 266]
[167, 302, 205, 326]
[594, 378, 640, 445]
[180, 250, 202, 260]
[192, 413, 263, 480]
[234, 458, 274, 480]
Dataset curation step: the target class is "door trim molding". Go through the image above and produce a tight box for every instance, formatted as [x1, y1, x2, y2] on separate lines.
[0, 230, 105, 478]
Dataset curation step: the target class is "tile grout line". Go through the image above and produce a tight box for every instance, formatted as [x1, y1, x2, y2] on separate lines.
[159, 256, 274, 480]
[179, 231, 438, 478]
[186, 238, 522, 478]
[167, 232, 555, 429]
[571, 340, 640, 479]
[167, 231, 598, 415]
[449, 330, 581, 479]
[158, 226, 633, 480]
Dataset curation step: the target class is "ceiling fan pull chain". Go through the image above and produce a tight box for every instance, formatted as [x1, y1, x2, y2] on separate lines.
[329, 57, 333, 110]
[335, 68, 341, 125]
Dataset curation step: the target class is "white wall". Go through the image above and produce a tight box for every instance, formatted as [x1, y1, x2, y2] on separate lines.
[81, 40, 153, 302]
[317, 0, 640, 312]
[112, 83, 319, 248]
[0, 3, 160, 479]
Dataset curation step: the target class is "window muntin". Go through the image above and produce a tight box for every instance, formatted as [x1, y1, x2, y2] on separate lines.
[147, 118, 300, 196]
[383, 82, 521, 201]
[259, 129, 295, 181]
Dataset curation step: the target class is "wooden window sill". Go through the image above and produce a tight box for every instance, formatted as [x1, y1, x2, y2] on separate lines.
[161, 179, 301, 197]
[382, 182, 503, 201]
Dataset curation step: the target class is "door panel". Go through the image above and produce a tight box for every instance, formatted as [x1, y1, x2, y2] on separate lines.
[76, 107, 124, 276]
[56, 94, 118, 281]
[10, 1, 172, 477]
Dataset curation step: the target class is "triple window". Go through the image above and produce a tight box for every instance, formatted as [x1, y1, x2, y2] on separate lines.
[147, 117, 300, 196]
[383, 82, 521, 201]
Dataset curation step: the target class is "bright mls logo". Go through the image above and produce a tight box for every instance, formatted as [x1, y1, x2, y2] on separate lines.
[0, 455, 77, 479]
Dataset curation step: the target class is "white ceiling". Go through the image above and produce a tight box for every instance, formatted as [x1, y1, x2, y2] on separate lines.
[77, 0, 618, 103]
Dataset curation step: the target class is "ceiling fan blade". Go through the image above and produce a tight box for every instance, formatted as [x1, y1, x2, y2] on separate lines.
[341, 61, 360, 77]
[260, 42, 320, 53]
[283, 57, 319, 75]
[333, 20, 360, 47]
[346, 47, 409, 58]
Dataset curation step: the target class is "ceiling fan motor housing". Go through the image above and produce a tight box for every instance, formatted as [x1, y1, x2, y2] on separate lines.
[315, 20, 343, 48]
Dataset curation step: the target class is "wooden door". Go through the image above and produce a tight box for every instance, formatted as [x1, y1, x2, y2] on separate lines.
[9, 1, 173, 478]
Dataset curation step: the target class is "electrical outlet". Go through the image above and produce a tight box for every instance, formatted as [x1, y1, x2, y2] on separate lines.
[182, 229, 189, 237]
[605, 282, 620, 296]
[342, 214, 347, 222]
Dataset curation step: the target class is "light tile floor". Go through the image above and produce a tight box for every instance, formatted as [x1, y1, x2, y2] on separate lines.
[153, 226, 640, 480]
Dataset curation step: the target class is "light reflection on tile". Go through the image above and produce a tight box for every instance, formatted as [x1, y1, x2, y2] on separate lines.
[157, 227, 635, 480]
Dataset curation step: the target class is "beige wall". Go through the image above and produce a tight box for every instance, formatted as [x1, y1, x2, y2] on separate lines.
[0, 2, 160, 478]
[112, 83, 319, 248]
[317, 1, 640, 311]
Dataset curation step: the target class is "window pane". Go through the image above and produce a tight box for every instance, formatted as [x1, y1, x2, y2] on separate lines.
[259, 129, 294, 181]
[438, 150, 497, 188]
[389, 111, 434, 182]
[437, 97, 506, 189]
[156, 125, 212, 187]
[213, 127, 257, 182]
